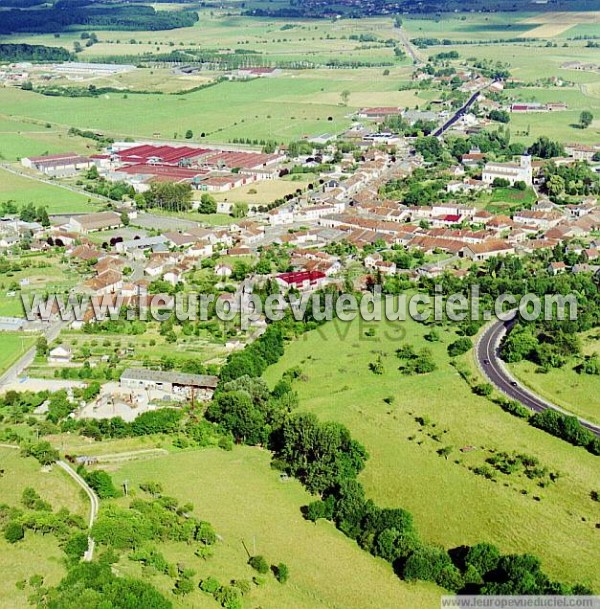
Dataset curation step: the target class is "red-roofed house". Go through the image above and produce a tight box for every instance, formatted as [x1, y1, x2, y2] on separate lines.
[276, 271, 326, 291]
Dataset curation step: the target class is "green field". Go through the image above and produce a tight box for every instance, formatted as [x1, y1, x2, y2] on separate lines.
[0, 253, 81, 318]
[509, 330, 600, 425]
[0, 69, 427, 144]
[0, 116, 94, 162]
[0, 334, 35, 375]
[0, 168, 100, 213]
[263, 315, 600, 590]
[0, 11, 410, 66]
[0, 448, 87, 609]
[510, 360, 600, 426]
[109, 447, 441, 609]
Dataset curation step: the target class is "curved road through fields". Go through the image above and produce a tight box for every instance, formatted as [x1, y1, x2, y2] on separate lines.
[477, 317, 600, 437]
[56, 460, 99, 561]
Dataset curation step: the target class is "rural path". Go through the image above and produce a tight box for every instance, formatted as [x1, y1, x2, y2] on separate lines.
[476, 317, 600, 437]
[56, 460, 99, 561]
[397, 27, 423, 64]
[0, 444, 99, 561]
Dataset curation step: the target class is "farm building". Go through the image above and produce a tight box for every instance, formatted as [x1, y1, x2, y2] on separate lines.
[235, 67, 281, 79]
[67, 212, 123, 234]
[460, 241, 515, 261]
[53, 62, 136, 77]
[120, 368, 219, 401]
[357, 107, 402, 119]
[21, 152, 93, 175]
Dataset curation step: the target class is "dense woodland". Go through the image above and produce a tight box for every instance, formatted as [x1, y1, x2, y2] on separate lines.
[0, 2, 199, 34]
[0, 44, 73, 62]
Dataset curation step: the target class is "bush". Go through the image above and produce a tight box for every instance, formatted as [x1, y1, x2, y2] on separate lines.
[248, 555, 269, 574]
[4, 521, 25, 543]
[499, 398, 530, 419]
[447, 337, 473, 357]
[200, 576, 221, 594]
[274, 562, 289, 583]
[473, 383, 493, 397]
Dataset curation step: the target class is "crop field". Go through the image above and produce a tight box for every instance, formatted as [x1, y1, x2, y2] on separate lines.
[403, 11, 600, 41]
[37, 327, 232, 369]
[0, 168, 99, 214]
[0, 448, 87, 609]
[0, 334, 35, 375]
[508, 86, 600, 145]
[109, 446, 441, 609]
[510, 360, 600, 426]
[263, 315, 600, 590]
[47, 67, 215, 95]
[518, 11, 600, 38]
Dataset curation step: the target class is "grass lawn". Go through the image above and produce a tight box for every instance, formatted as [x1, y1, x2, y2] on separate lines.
[0, 168, 99, 214]
[0, 448, 87, 609]
[262, 314, 600, 590]
[481, 186, 537, 214]
[212, 176, 311, 205]
[0, 334, 36, 375]
[109, 446, 441, 609]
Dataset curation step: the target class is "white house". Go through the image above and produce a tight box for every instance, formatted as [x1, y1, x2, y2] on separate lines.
[48, 344, 73, 364]
[215, 263, 233, 279]
[268, 207, 294, 226]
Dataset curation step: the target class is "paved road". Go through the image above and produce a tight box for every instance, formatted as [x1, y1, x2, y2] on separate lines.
[477, 317, 600, 437]
[0, 320, 64, 390]
[433, 87, 488, 138]
[57, 460, 99, 561]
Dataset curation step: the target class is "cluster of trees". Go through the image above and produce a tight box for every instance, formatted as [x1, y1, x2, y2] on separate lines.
[30, 562, 174, 609]
[396, 343, 437, 375]
[489, 109, 510, 124]
[502, 323, 581, 371]
[543, 161, 599, 198]
[2, 485, 87, 555]
[381, 114, 439, 136]
[140, 182, 193, 212]
[17, 202, 50, 226]
[528, 136, 565, 160]
[84, 178, 134, 201]
[0, 43, 73, 61]
[219, 324, 286, 383]
[69, 408, 184, 441]
[530, 410, 600, 456]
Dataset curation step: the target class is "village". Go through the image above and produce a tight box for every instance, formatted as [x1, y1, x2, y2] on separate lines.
[1, 57, 600, 426]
